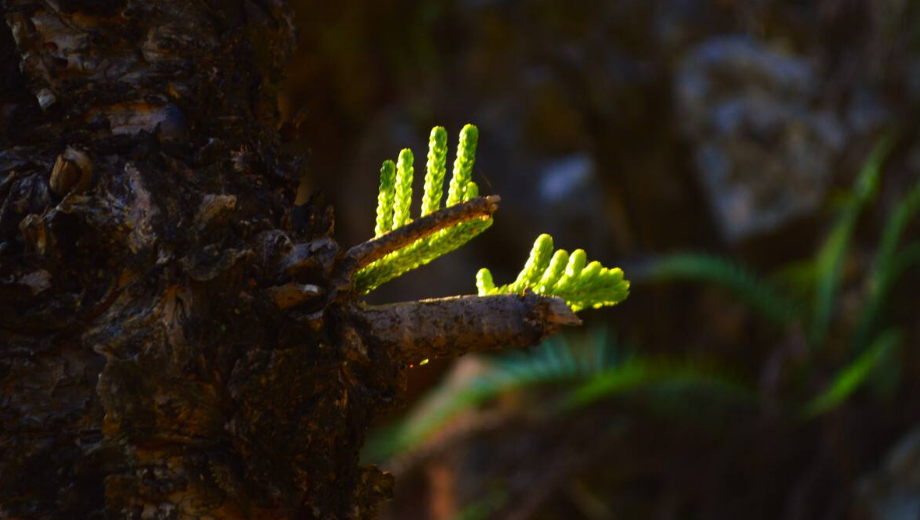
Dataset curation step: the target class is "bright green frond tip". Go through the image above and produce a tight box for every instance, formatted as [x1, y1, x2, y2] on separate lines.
[477, 234, 630, 312]
[447, 124, 478, 207]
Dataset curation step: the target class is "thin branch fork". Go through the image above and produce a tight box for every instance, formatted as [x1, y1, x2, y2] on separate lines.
[341, 195, 500, 275]
[357, 293, 581, 363]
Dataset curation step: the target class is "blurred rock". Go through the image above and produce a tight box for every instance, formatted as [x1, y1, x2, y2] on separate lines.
[676, 36, 846, 243]
[855, 425, 920, 520]
[538, 154, 593, 203]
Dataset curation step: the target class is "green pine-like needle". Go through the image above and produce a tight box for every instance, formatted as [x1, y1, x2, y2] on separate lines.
[374, 160, 397, 237]
[447, 124, 478, 207]
[393, 149, 415, 228]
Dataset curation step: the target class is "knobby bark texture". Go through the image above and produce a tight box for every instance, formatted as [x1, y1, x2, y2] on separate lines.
[0, 1, 578, 518]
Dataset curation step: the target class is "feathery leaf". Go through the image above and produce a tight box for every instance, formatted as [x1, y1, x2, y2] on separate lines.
[355, 216, 493, 292]
[357, 124, 626, 302]
[478, 235, 629, 312]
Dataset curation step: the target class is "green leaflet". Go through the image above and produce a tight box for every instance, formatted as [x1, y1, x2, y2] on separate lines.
[393, 149, 414, 228]
[374, 160, 396, 237]
[422, 126, 448, 216]
[447, 124, 478, 207]
[355, 217, 494, 292]
[477, 234, 630, 312]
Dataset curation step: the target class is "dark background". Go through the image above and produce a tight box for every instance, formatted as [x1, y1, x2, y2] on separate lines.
[282, 1, 920, 518]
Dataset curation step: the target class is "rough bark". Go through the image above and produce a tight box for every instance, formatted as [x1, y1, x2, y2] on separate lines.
[0, 1, 578, 518]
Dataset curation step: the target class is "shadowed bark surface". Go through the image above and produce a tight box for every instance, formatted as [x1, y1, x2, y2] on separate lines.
[0, 1, 577, 518]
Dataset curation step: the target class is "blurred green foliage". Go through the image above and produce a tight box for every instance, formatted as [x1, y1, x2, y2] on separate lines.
[636, 130, 920, 418]
[364, 329, 750, 464]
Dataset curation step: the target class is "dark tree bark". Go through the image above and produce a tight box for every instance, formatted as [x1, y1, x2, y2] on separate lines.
[0, 1, 577, 518]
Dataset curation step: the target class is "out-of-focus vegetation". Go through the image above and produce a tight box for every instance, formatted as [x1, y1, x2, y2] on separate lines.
[364, 329, 753, 465]
[286, 0, 920, 518]
[638, 132, 917, 417]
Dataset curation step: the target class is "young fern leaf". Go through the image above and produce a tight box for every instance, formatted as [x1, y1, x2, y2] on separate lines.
[447, 124, 478, 206]
[356, 125, 493, 293]
[393, 149, 414, 228]
[477, 234, 630, 312]
[355, 124, 630, 302]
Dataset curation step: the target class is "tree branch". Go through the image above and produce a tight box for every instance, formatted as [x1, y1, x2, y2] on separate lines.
[357, 293, 581, 363]
[341, 195, 500, 275]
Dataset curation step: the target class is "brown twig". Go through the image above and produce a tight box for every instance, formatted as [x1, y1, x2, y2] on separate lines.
[341, 195, 500, 276]
[357, 293, 581, 363]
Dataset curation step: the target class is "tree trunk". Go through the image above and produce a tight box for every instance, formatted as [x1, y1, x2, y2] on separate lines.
[0, 1, 576, 518]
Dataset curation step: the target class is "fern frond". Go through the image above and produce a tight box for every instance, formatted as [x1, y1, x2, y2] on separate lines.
[356, 125, 491, 293]
[635, 253, 800, 328]
[811, 130, 898, 346]
[802, 329, 901, 418]
[357, 124, 630, 300]
[477, 234, 630, 312]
